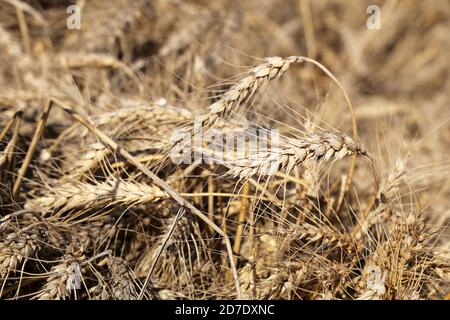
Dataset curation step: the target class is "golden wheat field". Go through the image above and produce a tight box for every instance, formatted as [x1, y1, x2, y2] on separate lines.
[0, 0, 449, 301]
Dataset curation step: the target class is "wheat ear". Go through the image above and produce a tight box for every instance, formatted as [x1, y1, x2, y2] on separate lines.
[26, 179, 170, 213]
[221, 132, 366, 179]
[179, 56, 306, 138]
[35, 255, 79, 300]
[0, 226, 45, 278]
[107, 256, 139, 300]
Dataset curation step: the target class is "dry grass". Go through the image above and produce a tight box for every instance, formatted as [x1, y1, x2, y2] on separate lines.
[0, 0, 448, 300]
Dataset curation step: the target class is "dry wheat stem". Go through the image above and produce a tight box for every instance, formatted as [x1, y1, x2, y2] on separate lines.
[0, 111, 22, 169]
[13, 100, 51, 197]
[15, 4, 31, 56]
[140, 207, 185, 297]
[0, 111, 22, 142]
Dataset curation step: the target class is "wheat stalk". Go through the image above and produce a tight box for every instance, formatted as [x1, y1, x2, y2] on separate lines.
[0, 114, 21, 170]
[136, 213, 191, 277]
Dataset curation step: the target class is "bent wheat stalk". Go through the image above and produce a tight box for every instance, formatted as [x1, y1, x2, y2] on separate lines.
[139, 206, 185, 297]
